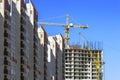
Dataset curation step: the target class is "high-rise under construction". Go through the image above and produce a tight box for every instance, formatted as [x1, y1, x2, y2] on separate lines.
[64, 45, 104, 80]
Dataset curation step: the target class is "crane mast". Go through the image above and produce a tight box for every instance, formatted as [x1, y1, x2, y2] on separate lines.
[38, 14, 88, 48]
[65, 14, 69, 48]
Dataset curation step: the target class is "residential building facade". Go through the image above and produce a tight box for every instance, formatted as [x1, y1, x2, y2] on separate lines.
[54, 34, 64, 80]
[38, 27, 47, 80]
[38, 27, 64, 80]
[0, 0, 41, 80]
[0, 0, 21, 79]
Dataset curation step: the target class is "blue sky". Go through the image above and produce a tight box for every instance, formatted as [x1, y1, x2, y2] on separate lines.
[33, 0, 120, 80]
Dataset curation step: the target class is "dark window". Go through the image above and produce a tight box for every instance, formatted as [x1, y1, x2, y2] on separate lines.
[30, 10, 32, 14]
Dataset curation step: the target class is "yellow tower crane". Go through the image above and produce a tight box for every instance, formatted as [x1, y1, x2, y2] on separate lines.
[79, 32, 104, 80]
[38, 14, 88, 48]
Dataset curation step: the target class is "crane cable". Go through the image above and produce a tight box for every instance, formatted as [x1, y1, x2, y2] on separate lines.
[39, 15, 66, 21]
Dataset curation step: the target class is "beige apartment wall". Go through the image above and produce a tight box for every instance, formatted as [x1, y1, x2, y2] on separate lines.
[0, 0, 4, 16]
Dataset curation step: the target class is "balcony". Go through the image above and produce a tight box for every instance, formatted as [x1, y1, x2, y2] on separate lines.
[4, 48, 9, 56]
[4, 68, 8, 74]
[21, 76, 24, 80]
[4, 20, 9, 28]
[21, 67, 24, 72]
[21, 58, 25, 64]
[4, 32, 9, 38]
[4, 60, 8, 65]
[4, 75, 9, 80]
[21, 56, 26, 64]
[21, 15, 26, 25]
[21, 65, 25, 72]
[21, 28, 25, 35]
[21, 72, 24, 79]
[44, 58, 48, 62]
[21, 36, 24, 41]
[21, 41, 25, 48]
[21, 26, 25, 32]
[4, 13, 10, 20]
[21, 49, 24, 56]
[44, 64, 47, 69]
[4, 40, 9, 47]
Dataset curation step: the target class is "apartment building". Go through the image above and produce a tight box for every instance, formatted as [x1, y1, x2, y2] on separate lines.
[38, 27, 53, 80]
[0, 0, 20, 79]
[47, 36, 56, 80]
[0, 3, 4, 79]
[38, 27, 64, 80]
[38, 27, 47, 80]
[0, 0, 41, 80]
[54, 34, 64, 80]
[64, 46, 103, 80]
[20, 0, 35, 79]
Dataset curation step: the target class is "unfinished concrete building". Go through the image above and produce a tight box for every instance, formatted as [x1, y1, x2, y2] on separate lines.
[64, 45, 103, 80]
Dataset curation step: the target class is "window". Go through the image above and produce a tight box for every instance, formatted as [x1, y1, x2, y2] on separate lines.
[11, 69, 16, 75]
[30, 10, 32, 14]
[40, 34, 43, 38]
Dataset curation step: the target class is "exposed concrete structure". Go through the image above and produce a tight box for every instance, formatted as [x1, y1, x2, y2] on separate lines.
[64, 46, 103, 80]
